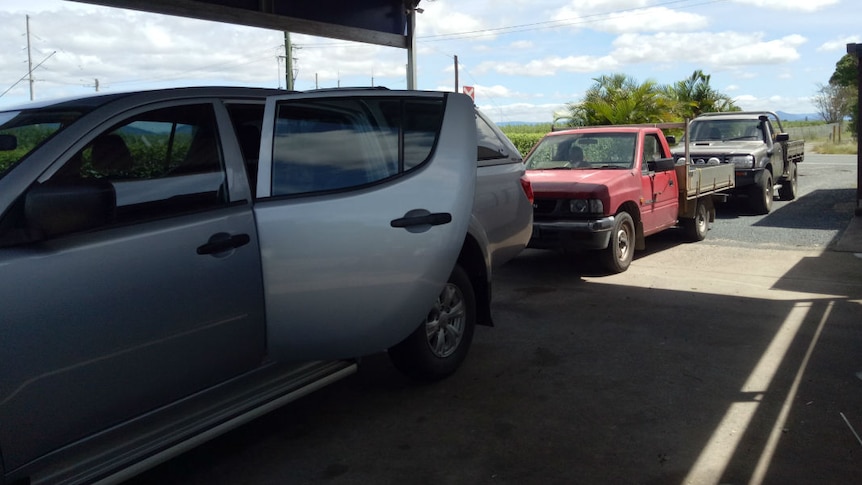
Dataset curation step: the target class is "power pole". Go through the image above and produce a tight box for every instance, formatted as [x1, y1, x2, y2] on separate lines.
[26, 15, 34, 100]
[847, 43, 862, 216]
[454, 55, 459, 93]
[284, 32, 294, 90]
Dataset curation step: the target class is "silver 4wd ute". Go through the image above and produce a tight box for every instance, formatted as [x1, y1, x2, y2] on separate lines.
[671, 111, 804, 214]
[0, 87, 532, 485]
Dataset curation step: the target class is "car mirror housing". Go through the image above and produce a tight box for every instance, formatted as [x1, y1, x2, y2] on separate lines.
[25, 180, 116, 238]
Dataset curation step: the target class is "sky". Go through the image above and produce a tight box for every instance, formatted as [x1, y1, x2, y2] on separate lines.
[0, 0, 859, 124]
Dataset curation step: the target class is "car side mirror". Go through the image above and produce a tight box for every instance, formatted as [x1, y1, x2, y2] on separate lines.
[25, 180, 116, 238]
[776, 133, 789, 142]
[647, 157, 676, 173]
[665, 135, 676, 145]
[0, 134, 17, 151]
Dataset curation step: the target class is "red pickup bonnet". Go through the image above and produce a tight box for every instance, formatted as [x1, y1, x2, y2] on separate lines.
[525, 169, 628, 199]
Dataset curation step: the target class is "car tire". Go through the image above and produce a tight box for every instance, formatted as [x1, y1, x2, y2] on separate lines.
[778, 162, 798, 201]
[750, 171, 774, 215]
[601, 211, 635, 274]
[388, 264, 476, 381]
[682, 200, 709, 242]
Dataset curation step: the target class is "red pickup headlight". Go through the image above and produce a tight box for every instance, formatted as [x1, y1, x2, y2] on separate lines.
[568, 199, 604, 214]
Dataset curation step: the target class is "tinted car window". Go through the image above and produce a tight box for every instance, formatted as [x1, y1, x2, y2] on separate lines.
[270, 97, 443, 197]
[476, 115, 510, 162]
[0, 110, 85, 179]
[0, 103, 226, 246]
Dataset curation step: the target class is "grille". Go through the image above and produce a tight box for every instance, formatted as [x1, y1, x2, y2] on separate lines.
[533, 199, 559, 215]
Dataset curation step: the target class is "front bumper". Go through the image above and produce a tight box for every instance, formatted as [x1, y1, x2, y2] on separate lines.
[527, 216, 614, 251]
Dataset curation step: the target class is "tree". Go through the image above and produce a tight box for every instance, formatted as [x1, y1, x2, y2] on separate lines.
[812, 82, 853, 123]
[827, 53, 859, 140]
[663, 70, 739, 119]
[829, 53, 858, 87]
[562, 74, 671, 126]
[558, 71, 738, 127]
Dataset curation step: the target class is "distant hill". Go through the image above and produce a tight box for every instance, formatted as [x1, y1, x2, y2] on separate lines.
[497, 112, 823, 126]
[776, 111, 819, 122]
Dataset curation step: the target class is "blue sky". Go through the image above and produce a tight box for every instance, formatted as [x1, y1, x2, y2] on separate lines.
[1, 0, 858, 123]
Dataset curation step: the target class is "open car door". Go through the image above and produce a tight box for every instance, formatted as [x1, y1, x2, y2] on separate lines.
[254, 90, 477, 360]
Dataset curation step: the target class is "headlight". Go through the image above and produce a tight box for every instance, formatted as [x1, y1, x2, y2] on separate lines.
[729, 155, 754, 168]
[676, 157, 686, 164]
[569, 199, 604, 214]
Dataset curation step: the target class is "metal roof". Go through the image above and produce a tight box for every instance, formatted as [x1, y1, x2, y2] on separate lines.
[67, 0, 422, 87]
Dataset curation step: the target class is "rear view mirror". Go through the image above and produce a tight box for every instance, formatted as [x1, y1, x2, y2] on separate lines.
[776, 133, 789, 142]
[665, 135, 676, 145]
[647, 157, 676, 173]
[0, 134, 17, 151]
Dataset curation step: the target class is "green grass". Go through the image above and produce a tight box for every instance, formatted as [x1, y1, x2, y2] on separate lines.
[811, 142, 858, 154]
[500, 124, 551, 156]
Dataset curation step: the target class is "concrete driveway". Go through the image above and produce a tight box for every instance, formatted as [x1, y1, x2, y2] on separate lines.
[129, 224, 862, 484]
[480, 241, 862, 484]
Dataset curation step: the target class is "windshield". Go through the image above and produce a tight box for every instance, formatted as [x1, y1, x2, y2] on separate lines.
[524, 132, 637, 170]
[689, 119, 764, 142]
[0, 109, 85, 179]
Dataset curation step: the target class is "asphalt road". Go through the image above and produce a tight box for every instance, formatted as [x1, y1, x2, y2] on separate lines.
[129, 155, 862, 485]
[708, 153, 858, 250]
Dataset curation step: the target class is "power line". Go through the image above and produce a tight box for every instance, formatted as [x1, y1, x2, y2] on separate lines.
[417, 0, 729, 42]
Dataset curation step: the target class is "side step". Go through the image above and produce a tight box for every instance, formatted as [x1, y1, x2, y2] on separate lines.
[24, 360, 358, 485]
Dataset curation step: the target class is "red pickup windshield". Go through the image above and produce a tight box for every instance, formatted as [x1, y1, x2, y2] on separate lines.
[525, 132, 637, 170]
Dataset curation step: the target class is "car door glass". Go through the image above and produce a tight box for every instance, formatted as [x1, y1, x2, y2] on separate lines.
[0, 103, 227, 245]
[476, 114, 509, 164]
[270, 97, 443, 197]
[642, 134, 661, 173]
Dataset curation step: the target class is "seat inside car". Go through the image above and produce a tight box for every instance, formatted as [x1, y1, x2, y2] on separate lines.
[91, 134, 134, 175]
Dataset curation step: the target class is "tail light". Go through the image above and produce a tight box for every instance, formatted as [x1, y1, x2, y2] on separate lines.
[520, 175, 534, 204]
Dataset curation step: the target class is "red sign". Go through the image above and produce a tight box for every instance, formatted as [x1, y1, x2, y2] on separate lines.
[463, 86, 474, 100]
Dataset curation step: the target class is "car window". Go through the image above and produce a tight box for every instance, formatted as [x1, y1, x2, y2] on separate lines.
[476, 114, 509, 162]
[642, 134, 663, 171]
[225, 102, 265, 195]
[270, 97, 443, 197]
[0, 109, 85, 179]
[0, 103, 227, 246]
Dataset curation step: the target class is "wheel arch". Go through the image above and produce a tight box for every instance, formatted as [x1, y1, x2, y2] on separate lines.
[458, 233, 492, 327]
[617, 201, 645, 250]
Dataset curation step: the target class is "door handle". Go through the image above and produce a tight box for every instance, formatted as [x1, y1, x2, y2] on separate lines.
[197, 232, 251, 255]
[390, 210, 452, 229]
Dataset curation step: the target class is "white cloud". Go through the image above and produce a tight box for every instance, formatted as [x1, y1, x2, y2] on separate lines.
[611, 32, 806, 68]
[510, 40, 534, 49]
[731, 0, 840, 12]
[818, 36, 862, 52]
[552, 1, 707, 34]
[417, 1, 492, 38]
[478, 102, 568, 124]
[475, 54, 619, 77]
[731, 93, 816, 113]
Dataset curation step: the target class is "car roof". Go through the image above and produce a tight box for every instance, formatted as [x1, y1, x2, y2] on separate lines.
[0, 86, 291, 112]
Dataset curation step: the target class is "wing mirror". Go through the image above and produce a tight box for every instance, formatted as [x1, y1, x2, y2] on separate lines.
[647, 157, 676, 173]
[25, 180, 116, 238]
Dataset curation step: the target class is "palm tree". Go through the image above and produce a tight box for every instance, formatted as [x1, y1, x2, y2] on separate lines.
[663, 70, 739, 119]
[561, 74, 672, 127]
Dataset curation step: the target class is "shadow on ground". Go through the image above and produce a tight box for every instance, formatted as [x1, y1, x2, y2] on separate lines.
[130, 244, 862, 485]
